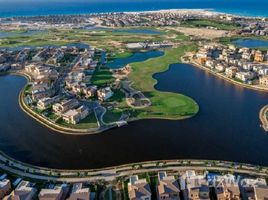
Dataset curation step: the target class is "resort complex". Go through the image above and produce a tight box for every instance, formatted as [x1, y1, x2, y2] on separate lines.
[1, 2, 268, 199]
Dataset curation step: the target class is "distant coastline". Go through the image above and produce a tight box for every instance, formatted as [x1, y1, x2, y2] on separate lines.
[0, 0, 267, 18]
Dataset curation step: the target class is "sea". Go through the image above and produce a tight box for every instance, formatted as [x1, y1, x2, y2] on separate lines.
[0, 0, 267, 18]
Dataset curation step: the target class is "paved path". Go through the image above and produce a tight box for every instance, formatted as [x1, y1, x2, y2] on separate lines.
[260, 105, 268, 132]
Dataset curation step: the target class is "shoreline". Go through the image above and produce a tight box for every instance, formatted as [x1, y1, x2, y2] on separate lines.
[0, 8, 267, 19]
[189, 60, 268, 93]
[0, 148, 267, 182]
[260, 105, 268, 132]
[11, 70, 197, 135]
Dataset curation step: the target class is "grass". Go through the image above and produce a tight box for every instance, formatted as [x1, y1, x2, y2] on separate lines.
[91, 67, 115, 87]
[57, 112, 98, 129]
[103, 109, 123, 124]
[128, 44, 199, 119]
[181, 19, 240, 30]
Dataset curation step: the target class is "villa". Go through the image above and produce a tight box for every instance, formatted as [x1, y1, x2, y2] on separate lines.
[62, 105, 89, 124]
[67, 183, 91, 200]
[52, 99, 79, 115]
[97, 87, 113, 101]
[0, 179, 11, 199]
[39, 184, 67, 200]
[128, 175, 152, 200]
[4, 180, 37, 200]
[157, 171, 180, 200]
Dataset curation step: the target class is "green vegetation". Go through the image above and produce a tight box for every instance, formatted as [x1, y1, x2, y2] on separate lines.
[181, 19, 240, 30]
[91, 67, 114, 87]
[103, 109, 123, 124]
[57, 112, 98, 129]
[128, 44, 199, 119]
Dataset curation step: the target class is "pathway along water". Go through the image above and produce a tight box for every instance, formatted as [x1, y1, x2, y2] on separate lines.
[1, 62, 268, 170]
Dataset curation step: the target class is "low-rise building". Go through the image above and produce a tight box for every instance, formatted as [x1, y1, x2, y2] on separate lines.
[254, 185, 268, 200]
[62, 105, 89, 124]
[68, 183, 91, 200]
[0, 179, 11, 199]
[52, 99, 79, 115]
[259, 75, 268, 86]
[182, 171, 210, 200]
[128, 175, 152, 200]
[97, 87, 113, 101]
[240, 178, 267, 200]
[157, 171, 180, 200]
[39, 185, 65, 200]
[4, 180, 37, 200]
[235, 71, 255, 82]
[37, 96, 60, 110]
[225, 66, 238, 78]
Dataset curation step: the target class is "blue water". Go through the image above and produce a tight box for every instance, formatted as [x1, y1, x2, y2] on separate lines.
[107, 50, 164, 69]
[0, 0, 267, 18]
[233, 39, 268, 48]
[113, 29, 161, 35]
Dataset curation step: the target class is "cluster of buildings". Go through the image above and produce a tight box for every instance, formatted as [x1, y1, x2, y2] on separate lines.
[0, 175, 92, 200]
[21, 45, 115, 125]
[126, 42, 172, 50]
[195, 44, 268, 85]
[94, 10, 238, 27]
[238, 22, 268, 36]
[127, 170, 268, 200]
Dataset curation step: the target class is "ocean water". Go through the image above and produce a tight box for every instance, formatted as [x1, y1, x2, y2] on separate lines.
[0, 0, 267, 18]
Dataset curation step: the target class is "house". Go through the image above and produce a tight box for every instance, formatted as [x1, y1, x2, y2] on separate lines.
[157, 172, 180, 200]
[0, 179, 11, 199]
[215, 64, 226, 72]
[52, 99, 79, 115]
[31, 87, 53, 102]
[259, 75, 268, 86]
[254, 50, 264, 62]
[240, 178, 267, 200]
[39, 184, 66, 200]
[235, 71, 255, 82]
[97, 87, 113, 101]
[4, 180, 37, 200]
[254, 185, 268, 200]
[67, 183, 91, 200]
[182, 171, 210, 200]
[62, 105, 89, 124]
[82, 86, 97, 98]
[225, 67, 238, 78]
[37, 96, 60, 110]
[215, 182, 240, 200]
[128, 175, 152, 200]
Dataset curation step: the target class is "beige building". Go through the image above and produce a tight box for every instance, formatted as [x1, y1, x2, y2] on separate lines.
[52, 99, 79, 115]
[0, 179, 11, 199]
[254, 50, 264, 62]
[39, 185, 64, 200]
[225, 67, 238, 78]
[4, 180, 37, 200]
[254, 185, 268, 200]
[128, 175, 152, 200]
[215, 182, 240, 200]
[259, 75, 268, 86]
[68, 183, 91, 200]
[97, 87, 113, 101]
[62, 105, 89, 124]
[183, 171, 210, 200]
[157, 172, 180, 200]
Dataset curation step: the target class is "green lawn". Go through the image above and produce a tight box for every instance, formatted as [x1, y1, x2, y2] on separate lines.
[57, 112, 98, 129]
[181, 19, 240, 30]
[91, 67, 115, 87]
[128, 44, 199, 119]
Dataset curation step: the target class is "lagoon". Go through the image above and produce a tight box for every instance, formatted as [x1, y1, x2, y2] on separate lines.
[1, 61, 268, 169]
